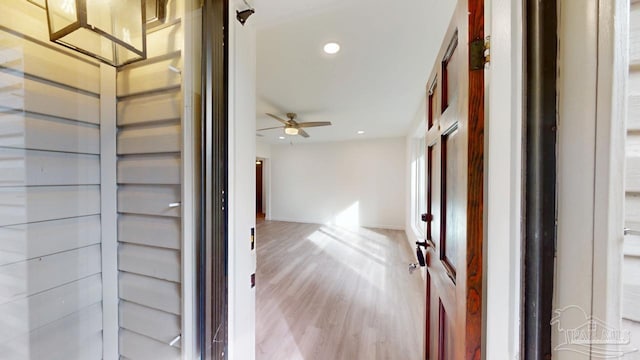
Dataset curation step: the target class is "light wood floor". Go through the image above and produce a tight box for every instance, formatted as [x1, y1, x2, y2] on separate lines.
[256, 221, 425, 360]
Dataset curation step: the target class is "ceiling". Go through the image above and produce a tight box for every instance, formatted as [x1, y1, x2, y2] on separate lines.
[254, 0, 457, 144]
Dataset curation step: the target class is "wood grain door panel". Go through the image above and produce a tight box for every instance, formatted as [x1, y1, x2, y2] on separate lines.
[423, 0, 484, 358]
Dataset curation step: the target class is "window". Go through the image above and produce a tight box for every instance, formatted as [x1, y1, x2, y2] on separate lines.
[413, 136, 427, 237]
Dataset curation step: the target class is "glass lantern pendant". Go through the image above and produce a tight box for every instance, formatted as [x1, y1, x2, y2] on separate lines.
[45, 0, 147, 67]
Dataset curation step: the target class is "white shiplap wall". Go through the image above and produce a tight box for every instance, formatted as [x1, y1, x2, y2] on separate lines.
[115, 4, 185, 359]
[625, 0, 640, 323]
[0, 1, 103, 359]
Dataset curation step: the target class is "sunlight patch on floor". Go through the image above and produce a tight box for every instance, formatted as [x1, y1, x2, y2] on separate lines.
[331, 201, 360, 229]
[305, 224, 390, 292]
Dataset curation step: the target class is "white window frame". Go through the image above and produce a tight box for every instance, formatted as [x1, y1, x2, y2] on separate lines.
[411, 136, 427, 239]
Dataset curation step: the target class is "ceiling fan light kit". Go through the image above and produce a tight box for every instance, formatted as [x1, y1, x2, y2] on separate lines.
[257, 112, 332, 139]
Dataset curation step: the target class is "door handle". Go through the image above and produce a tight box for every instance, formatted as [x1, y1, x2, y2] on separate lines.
[415, 240, 434, 268]
[409, 263, 419, 274]
[416, 240, 430, 249]
[415, 241, 430, 267]
[421, 213, 433, 222]
[416, 246, 426, 267]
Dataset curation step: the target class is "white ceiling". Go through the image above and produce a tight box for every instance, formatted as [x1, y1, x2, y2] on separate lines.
[254, 0, 456, 144]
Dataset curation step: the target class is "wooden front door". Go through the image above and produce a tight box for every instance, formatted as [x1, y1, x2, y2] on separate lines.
[422, 0, 484, 358]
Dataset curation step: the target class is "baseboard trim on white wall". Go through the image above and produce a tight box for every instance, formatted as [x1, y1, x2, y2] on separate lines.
[266, 217, 405, 231]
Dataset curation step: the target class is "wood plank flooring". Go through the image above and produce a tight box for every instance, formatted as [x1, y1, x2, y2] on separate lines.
[256, 221, 425, 360]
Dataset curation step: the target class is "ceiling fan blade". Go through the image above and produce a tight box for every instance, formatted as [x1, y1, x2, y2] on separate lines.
[298, 129, 310, 138]
[266, 113, 291, 125]
[256, 133, 264, 137]
[297, 121, 332, 128]
[257, 126, 284, 131]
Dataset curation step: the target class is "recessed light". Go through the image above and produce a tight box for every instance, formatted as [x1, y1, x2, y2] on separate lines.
[279, 136, 286, 140]
[357, 130, 365, 135]
[323, 42, 340, 55]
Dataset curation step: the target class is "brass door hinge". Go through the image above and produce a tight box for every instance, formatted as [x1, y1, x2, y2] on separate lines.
[470, 36, 490, 70]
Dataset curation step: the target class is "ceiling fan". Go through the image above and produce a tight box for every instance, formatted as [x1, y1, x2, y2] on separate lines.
[257, 113, 332, 138]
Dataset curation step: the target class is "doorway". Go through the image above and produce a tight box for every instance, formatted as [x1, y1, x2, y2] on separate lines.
[256, 159, 265, 220]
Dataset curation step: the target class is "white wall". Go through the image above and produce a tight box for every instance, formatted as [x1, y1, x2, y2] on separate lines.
[228, 0, 257, 359]
[269, 137, 406, 230]
[256, 140, 271, 158]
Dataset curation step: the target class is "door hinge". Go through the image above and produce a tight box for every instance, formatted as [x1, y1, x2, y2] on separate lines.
[470, 36, 490, 70]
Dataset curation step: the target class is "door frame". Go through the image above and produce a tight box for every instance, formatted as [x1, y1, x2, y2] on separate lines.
[553, 0, 628, 357]
[227, 0, 258, 358]
[590, 0, 627, 328]
[202, 0, 229, 358]
[522, 0, 558, 358]
[484, 0, 524, 357]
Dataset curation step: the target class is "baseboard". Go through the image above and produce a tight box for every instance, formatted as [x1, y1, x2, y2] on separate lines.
[267, 216, 405, 231]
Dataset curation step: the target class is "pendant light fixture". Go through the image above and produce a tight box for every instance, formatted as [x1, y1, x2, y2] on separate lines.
[145, 0, 167, 29]
[44, 0, 147, 67]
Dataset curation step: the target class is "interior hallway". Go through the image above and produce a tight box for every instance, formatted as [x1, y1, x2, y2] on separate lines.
[255, 221, 424, 360]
